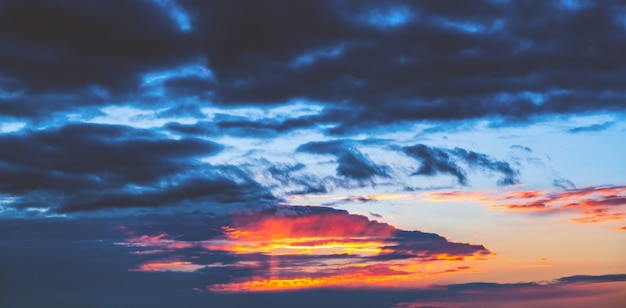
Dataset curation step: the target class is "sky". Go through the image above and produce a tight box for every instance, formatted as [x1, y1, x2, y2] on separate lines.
[1, 0, 625, 307]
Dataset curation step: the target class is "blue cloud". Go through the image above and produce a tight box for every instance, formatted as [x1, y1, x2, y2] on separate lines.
[567, 121, 615, 133]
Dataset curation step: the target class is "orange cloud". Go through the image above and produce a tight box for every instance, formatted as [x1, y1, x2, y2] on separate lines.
[570, 209, 626, 224]
[208, 263, 473, 293]
[425, 185, 626, 227]
[116, 208, 492, 292]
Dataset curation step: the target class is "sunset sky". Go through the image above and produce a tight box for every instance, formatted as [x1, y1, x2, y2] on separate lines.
[1, 0, 625, 307]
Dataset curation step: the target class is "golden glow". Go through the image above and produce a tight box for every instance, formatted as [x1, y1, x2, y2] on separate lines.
[203, 212, 397, 258]
[204, 237, 388, 257]
[117, 211, 492, 292]
[208, 263, 473, 292]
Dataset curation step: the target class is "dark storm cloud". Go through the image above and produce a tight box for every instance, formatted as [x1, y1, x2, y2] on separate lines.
[567, 121, 615, 133]
[0, 123, 274, 212]
[1, 0, 625, 130]
[0, 0, 193, 92]
[297, 140, 389, 180]
[0, 0, 198, 119]
[404, 144, 518, 186]
[181, 0, 626, 133]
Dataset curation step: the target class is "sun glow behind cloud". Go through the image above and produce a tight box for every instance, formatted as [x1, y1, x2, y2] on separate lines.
[116, 209, 492, 292]
[2, 1, 626, 306]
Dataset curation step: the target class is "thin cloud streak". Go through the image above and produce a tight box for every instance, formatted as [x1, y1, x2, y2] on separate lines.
[426, 185, 626, 227]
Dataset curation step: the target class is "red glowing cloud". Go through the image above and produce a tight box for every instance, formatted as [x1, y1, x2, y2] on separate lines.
[226, 210, 396, 240]
[116, 208, 492, 292]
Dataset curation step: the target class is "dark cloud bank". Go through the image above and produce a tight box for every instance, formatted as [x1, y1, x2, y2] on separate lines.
[0, 123, 275, 213]
[1, 0, 625, 131]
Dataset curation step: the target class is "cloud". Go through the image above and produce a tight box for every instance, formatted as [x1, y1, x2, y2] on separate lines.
[510, 145, 533, 152]
[113, 206, 491, 292]
[553, 178, 576, 190]
[266, 163, 329, 195]
[404, 144, 467, 185]
[567, 121, 615, 133]
[182, 0, 626, 133]
[60, 172, 276, 213]
[1, 214, 624, 307]
[0, 0, 193, 92]
[555, 274, 626, 284]
[369, 212, 383, 218]
[1, 0, 625, 131]
[449, 148, 519, 185]
[165, 114, 320, 138]
[395, 274, 626, 308]
[426, 185, 626, 227]
[403, 144, 518, 186]
[297, 140, 389, 180]
[0, 123, 274, 212]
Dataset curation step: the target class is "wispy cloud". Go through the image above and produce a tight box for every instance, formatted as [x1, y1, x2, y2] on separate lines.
[298, 140, 389, 180]
[426, 185, 626, 227]
[404, 144, 519, 186]
[567, 121, 615, 133]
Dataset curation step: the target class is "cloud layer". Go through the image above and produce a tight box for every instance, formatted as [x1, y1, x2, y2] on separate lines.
[1, 0, 625, 132]
[0, 123, 274, 212]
